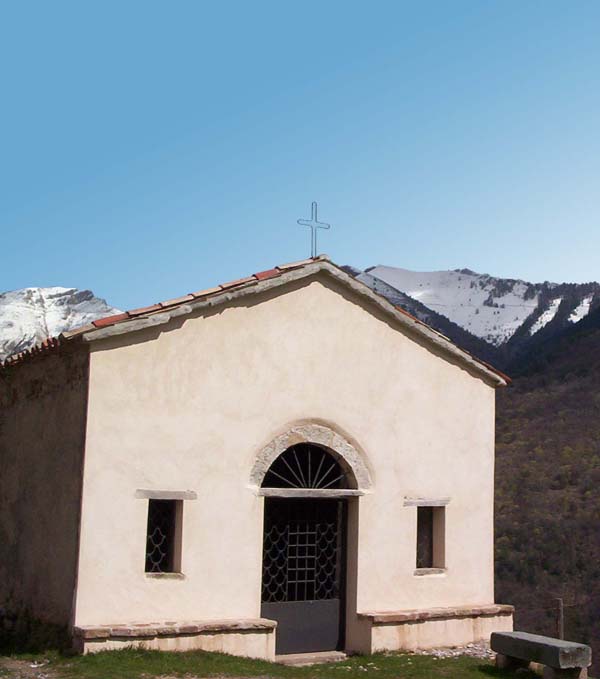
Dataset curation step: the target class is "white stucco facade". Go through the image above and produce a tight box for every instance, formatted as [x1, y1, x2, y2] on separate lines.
[74, 273, 509, 653]
[0, 262, 512, 658]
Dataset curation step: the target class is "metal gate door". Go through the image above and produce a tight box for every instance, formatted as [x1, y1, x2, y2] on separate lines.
[260, 498, 346, 655]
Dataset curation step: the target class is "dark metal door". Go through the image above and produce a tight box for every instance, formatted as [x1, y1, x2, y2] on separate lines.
[261, 498, 346, 655]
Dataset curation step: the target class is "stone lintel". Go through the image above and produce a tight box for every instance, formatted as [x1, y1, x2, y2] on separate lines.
[135, 489, 197, 500]
[358, 603, 515, 625]
[491, 631, 591, 670]
[73, 618, 277, 640]
[403, 497, 450, 507]
[258, 488, 364, 498]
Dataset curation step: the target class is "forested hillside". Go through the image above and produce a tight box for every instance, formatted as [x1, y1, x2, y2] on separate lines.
[495, 309, 600, 670]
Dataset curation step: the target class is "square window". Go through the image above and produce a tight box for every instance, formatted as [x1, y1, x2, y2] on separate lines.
[416, 506, 445, 569]
[145, 499, 182, 573]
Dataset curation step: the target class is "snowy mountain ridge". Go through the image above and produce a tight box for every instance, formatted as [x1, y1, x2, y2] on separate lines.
[2, 266, 599, 368]
[355, 265, 600, 351]
[0, 287, 120, 362]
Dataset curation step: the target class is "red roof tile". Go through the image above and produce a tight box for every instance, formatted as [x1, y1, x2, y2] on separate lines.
[276, 258, 317, 270]
[128, 304, 162, 316]
[61, 323, 96, 339]
[219, 276, 256, 290]
[190, 285, 222, 298]
[92, 312, 130, 328]
[254, 268, 280, 281]
[160, 294, 194, 308]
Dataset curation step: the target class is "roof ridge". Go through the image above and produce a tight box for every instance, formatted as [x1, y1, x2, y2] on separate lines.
[0, 256, 328, 370]
[0, 254, 509, 386]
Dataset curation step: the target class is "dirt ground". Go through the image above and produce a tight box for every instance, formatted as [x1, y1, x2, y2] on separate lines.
[0, 657, 60, 679]
[0, 658, 261, 679]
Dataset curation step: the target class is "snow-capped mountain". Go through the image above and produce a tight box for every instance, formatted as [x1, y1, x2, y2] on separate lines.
[351, 265, 600, 369]
[0, 287, 120, 361]
[360, 266, 540, 346]
[2, 267, 599, 371]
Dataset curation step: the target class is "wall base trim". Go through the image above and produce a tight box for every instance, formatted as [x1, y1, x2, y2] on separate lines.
[73, 618, 277, 659]
[352, 604, 514, 654]
[358, 603, 514, 625]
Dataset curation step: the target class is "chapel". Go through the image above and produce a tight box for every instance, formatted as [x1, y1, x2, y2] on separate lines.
[0, 256, 513, 659]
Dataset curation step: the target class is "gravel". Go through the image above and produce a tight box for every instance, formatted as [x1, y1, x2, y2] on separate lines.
[410, 641, 495, 660]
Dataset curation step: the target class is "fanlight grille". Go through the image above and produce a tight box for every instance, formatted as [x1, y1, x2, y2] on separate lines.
[262, 444, 349, 489]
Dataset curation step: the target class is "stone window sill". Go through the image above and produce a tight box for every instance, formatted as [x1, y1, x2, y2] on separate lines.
[414, 567, 447, 576]
[145, 572, 186, 580]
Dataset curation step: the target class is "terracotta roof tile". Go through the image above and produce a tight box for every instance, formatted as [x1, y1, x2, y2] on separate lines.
[190, 286, 222, 298]
[254, 268, 280, 281]
[276, 258, 318, 270]
[160, 294, 194, 308]
[219, 276, 256, 290]
[92, 312, 130, 328]
[61, 324, 96, 339]
[128, 304, 163, 317]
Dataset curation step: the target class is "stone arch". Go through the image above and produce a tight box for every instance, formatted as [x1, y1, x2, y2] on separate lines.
[250, 422, 372, 491]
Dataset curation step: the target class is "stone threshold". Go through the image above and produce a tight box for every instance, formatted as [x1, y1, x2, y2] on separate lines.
[276, 651, 347, 666]
[74, 617, 276, 640]
[358, 603, 514, 624]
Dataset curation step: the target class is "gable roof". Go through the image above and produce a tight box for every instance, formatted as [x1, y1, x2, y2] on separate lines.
[0, 256, 509, 387]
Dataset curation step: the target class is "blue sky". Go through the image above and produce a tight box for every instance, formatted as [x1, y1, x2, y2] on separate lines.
[1, 1, 599, 309]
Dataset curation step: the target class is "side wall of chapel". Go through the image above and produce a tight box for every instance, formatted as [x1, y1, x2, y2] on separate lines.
[0, 349, 88, 630]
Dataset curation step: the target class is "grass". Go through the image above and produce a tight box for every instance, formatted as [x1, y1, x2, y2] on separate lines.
[0, 648, 539, 679]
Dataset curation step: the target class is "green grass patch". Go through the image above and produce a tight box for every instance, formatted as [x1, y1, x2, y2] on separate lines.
[0, 648, 538, 679]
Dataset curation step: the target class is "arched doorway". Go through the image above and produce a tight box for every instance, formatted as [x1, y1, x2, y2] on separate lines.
[260, 443, 354, 655]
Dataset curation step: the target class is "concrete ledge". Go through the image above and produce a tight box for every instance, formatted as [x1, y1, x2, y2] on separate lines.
[74, 617, 276, 640]
[414, 568, 447, 577]
[358, 603, 514, 624]
[351, 604, 514, 654]
[73, 618, 277, 659]
[491, 631, 591, 670]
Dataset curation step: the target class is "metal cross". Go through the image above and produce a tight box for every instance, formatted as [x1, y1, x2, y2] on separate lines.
[297, 202, 330, 258]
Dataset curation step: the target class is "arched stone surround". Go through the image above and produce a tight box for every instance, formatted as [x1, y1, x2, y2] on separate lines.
[249, 422, 373, 491]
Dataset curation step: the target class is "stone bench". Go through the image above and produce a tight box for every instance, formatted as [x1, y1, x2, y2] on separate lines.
[491, 631, 591, 678]
[355, 604, 513, 654]
[72, 618, 277, 658]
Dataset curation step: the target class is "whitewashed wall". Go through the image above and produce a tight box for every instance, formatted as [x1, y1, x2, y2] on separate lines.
[74, 273, 496, 648]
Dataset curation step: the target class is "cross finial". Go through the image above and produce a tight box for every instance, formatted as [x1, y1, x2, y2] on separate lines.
[297, 201, 330, 258]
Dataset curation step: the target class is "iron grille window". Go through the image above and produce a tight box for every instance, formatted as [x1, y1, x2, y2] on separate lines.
[416, 506, 434, 569]
[262, 499, 342, 603]
[145, 499, 181, 573]
[416, 506, 445, 570]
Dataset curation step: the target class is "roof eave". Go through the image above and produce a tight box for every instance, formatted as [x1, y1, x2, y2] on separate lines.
[77, 260, 508, 388]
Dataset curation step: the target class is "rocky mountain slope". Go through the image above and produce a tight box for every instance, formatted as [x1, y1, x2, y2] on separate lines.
[351, 265, 600, 371]
[494, 305, 600, 672]
[0, 287, 120, 361]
